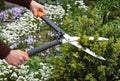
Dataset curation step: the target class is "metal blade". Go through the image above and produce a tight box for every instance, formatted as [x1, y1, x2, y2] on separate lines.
[62, 33, 106, 60]
[89, 37, 109, 41]
[67, 41, 105, 60]
[63, 33, 108, 41]
[62, 37, 79, 43]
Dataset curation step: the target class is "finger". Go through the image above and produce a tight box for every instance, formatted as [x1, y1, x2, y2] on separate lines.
[19, 56, 25, 64]
[38, 4, 45, 13]
[23, 56, 29, 62]
[40, 7, 46, 14]
[17, 53, 27, 64]
[21, 52, 29, 62]
[22, 52, 29, 57]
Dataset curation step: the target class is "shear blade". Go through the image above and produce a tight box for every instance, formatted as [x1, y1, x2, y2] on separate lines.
[63, 33, 108, 41]
[89, 37, 109, 41]
[62, 33, 106, 60]
[68, 41, 105, 60]
[62, 37, 79, 43]
[84, 48, 105, 60]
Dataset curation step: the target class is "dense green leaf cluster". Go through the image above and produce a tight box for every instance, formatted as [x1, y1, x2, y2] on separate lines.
[47, 0, 120, 81]
[0, 0, 120, 81]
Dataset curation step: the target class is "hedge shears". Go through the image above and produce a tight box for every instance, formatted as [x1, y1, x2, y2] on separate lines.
[23, 11, 108, 60]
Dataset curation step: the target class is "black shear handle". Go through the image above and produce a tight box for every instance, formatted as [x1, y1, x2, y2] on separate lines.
[23, 40, 62, 57]
[22, 11, 64, 57]
[37, 11, 64, 36]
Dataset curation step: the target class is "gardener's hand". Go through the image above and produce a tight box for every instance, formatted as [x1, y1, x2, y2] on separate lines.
[30, 0, 45, 17]
[5, 50, 29, 66]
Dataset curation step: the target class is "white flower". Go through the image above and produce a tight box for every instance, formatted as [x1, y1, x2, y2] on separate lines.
[0, 78, 3, 81]
[0, 60, 4, 65]
[11, 72, 18, 79]
[3, 70, 9, 75]
[0, 73, 4, 76]
[45, 4, 65, 19]
[3, 78, 7, 81]
[17, 76, 26, 81]
[75, 0, 88, 10]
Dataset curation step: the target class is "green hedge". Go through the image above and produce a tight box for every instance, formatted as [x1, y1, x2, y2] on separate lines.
[47, 0, 120, 81]
[0, 0, 120, 80]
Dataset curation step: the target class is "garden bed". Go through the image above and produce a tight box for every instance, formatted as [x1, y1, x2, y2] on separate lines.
[0, 0, 120, 81]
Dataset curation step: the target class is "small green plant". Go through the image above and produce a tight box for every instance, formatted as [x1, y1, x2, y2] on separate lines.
[0, 0, 5, 11]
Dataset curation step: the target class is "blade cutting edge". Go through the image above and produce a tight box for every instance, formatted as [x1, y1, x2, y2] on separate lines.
[69, 41, 106, 60]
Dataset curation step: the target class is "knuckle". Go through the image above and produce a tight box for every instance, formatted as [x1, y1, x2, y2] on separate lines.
[17, 50, 21, 52]
[19, 57, 23, 61]
[13, 63, 18, 66]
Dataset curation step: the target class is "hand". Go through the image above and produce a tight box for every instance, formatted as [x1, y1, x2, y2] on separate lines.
[5, 50, 29, 66]
[30, 0, 45, 17]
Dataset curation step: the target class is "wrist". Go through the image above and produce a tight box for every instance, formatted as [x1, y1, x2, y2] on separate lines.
[30, 0, 35, 7]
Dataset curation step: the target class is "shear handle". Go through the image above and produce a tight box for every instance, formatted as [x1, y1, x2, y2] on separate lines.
[37, 11, 64, 36]
[23, 39, 62, 56]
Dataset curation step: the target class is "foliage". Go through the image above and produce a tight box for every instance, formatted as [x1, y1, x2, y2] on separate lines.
[0, 0, 120, 81]
[0, 59, 53, 81]
[0, 4, 65, 51]
[84, 0, 120, 24]
[0, 3, 64, 80]
[48, 0, 120, 81]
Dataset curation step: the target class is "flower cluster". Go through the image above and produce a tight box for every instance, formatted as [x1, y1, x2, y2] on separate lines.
[75, 0, 88, 10]
[0, 4, 65, 51]
[0, 7, 26, 21]
[0, 1, 88, 80]
[39, 63, 53, 81]
[0, 59, 53, 81]
[45, 4, 65, 19]
[1, 9, 42, 44]
[9, 34, 39, 51]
